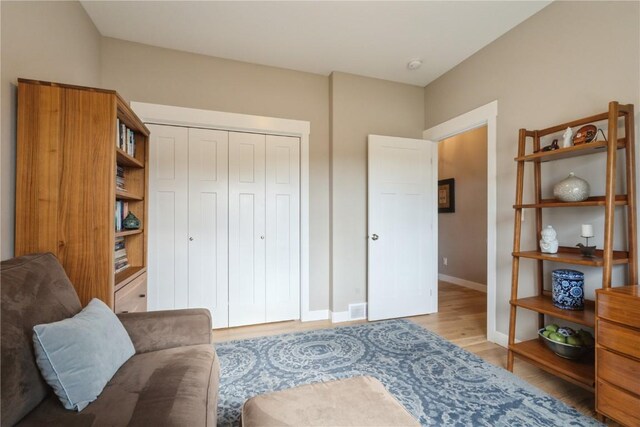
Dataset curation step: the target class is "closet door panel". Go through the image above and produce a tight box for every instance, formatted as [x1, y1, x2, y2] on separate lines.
[148, 124, 189, 310]
[229, 132, 266, 327]
[266, 136, 300, 322]
[188, 128, 229, 328]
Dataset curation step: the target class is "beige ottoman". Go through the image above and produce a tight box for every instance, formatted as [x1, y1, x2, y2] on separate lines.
[241, 376, 419, 427]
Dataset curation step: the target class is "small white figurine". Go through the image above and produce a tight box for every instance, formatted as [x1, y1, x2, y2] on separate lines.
[562, 127, 573, 148]
[540, 225, 559, 254]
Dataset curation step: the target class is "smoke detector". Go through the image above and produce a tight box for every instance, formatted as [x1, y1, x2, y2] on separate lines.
[407, 59, 423, 70]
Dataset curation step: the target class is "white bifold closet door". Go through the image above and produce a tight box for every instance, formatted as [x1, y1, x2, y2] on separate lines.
[148, 124, 229, 328]
[149, 124, 299, 329]
[187, 128, 229, 328]
[228, 132, 300, 327]
[265, 135, 300, 323]
[148, 125, 189, 311]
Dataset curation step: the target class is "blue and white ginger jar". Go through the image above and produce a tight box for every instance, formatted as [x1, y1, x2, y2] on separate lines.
[552, 269, 584, 310]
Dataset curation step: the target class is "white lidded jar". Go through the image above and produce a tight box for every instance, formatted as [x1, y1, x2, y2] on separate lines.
[553, 172, 590, 202]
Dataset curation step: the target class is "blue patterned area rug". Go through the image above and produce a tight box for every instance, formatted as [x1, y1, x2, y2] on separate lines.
[216, 319, 599, 426]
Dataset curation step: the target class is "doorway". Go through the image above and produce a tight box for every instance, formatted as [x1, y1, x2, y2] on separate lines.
[423, 100, 498, 344]
[437, 126, 488, 339]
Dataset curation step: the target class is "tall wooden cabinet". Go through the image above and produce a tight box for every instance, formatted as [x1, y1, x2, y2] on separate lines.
[507, 101, 637, 393]
[15, 79, 149, 312]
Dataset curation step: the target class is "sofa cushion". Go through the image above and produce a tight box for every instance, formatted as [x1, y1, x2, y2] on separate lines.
[33, 298, 136, 411]
[1, 253, 82, 427]
[16, 344, 220, 427]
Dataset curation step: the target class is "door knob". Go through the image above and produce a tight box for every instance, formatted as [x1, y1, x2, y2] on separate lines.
[260, 235, 265, 240]
[189, 237, 194, 241]
[371, 234, 379, 241]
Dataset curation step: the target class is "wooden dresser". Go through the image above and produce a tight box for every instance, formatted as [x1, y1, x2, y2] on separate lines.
[595, 285, 640, 426]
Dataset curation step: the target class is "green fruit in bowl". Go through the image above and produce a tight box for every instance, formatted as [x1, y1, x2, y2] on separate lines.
[566, 336, 583, 346]
[549, 332, 567, 343]
[577, 329, 595, 346]
[542, 330, 552, 338]
[545, 324, 559, 333]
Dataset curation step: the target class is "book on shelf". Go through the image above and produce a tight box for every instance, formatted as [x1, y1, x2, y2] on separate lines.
[115, 251, 127, 261]
[115, 236, 125, 250]
[116, 118, 136, 157]
[115, 200, 130, 232]
[116, 165, 126, 191]
[114, 236, 129, 274]
[115, 263, 130, 275]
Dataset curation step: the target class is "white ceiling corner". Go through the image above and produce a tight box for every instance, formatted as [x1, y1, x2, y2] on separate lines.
[81, 1, 551, 87]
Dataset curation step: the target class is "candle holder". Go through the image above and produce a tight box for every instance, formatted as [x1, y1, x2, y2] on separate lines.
[576, 236, 596, 258]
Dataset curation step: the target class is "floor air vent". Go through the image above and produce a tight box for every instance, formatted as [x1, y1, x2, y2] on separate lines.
[348, 303, 367, 320]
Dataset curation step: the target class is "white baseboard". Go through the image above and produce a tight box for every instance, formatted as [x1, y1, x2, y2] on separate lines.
[331, 310, 350, 323]
[492, 331, 509, 348]
[439, 274, 487, 293]
[302, 309, 329, 322]
[491, 330, 522, 348]
[331, 302, 368, 323]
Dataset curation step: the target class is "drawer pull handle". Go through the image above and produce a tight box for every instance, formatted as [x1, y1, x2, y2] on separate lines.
[139, 294, 146, 298]
[121, 311, 129, 314]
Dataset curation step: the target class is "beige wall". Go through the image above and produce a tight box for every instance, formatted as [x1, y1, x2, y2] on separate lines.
[3, 1, 638, 323]
[330, 72, 425, 312]
[424, 1, 640, 338]
[438, 126, 487, 285]
[100, 37, 331, 311]
[1, 1, 102, 260]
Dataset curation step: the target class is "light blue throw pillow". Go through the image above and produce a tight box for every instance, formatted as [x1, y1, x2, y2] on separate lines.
[32, 298, 135, 411]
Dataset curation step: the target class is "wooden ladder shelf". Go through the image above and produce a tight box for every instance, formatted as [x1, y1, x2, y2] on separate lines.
[507, 101, 638, 393]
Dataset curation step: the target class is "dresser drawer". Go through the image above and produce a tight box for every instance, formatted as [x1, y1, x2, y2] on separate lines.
[597, 380, 640, 426]
[598, 292, 640, 329]
[597, 348, 640, 396]
[597, 319, 640, 360]
[114, 273, 147, 314]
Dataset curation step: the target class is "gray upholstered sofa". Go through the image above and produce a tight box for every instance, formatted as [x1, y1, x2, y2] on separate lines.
[1, 253, 220, 427]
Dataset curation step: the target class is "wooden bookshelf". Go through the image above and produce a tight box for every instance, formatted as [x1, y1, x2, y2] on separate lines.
[511, 295, 595, 327]
[506, 101, 637, 405]
[115, 266, 146, 290]
[514, 195, 628, 209]
[515, 138, 626, 163]
[513, 246, 630, 267]
[116, 147, 144, 168]
[510, 339, 595, 391]
[15, 79, 149, 312]
[115, 229, 144, 238]
[115, 189, 144, 201]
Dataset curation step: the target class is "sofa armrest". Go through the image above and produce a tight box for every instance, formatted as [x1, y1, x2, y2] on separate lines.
[117, 308, 213, 354]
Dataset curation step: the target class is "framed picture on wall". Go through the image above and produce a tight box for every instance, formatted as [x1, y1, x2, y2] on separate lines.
[438, 178, 455, 213]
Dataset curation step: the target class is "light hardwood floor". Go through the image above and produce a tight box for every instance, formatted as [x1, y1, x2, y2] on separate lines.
[213, 281, 596, 420]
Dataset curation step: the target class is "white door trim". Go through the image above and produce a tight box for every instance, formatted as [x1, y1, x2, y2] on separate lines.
[423, 100, 498, 345]
[130, 102, 314, 322]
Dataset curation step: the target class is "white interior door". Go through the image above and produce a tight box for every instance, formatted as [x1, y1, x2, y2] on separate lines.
[229, 132, 267, 327]
[148, 124, 189, 310]
[187, 128, 229, 328]
[265, 135, 300, 322]
[367, 134, 438, 321]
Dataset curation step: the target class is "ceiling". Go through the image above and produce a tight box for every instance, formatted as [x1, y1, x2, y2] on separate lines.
[81, 1, 550, 87]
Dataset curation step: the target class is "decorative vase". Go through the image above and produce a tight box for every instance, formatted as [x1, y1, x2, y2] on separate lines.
[553, 173, 590, 202]
[122, 212, 141, 230]
[552, 269, 584, 310]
